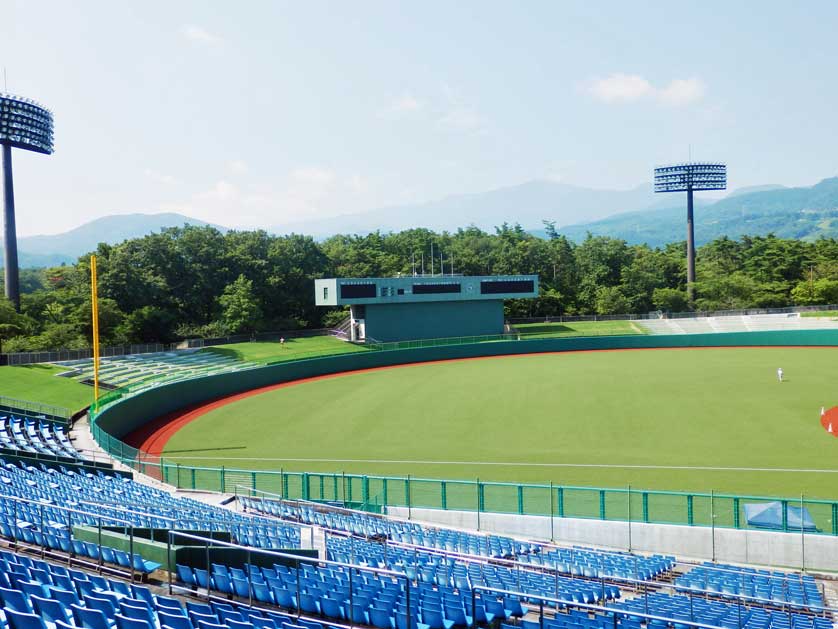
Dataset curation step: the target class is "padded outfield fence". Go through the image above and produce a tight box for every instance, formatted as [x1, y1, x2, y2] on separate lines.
[88, 329, 838, 537]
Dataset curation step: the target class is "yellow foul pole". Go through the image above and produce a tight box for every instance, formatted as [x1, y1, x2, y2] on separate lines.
[90, 255, 100, 408]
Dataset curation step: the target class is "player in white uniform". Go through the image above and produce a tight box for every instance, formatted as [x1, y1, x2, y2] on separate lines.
[777, 367, 783, 382]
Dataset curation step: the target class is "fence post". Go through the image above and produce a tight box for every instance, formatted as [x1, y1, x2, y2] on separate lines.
[833, 503, 838, 536]
[781, 499, 789, 531]
[687, 494, 694, 526]
[362, 476, 369, 507]
[382, 477, 388, 507]
[406, 475, 411, 520]
[642, 492, 649, 523]
[517, 485, 524, 515]
[627, 485, 632, 552]
[557, 486, 564, 517]
[476, 478, 482, 531]
[221, 466, 226, 493]
[549, 481, 555, 541]
[599, 489, 606, 520]
[440, 481, 447, 510]
[302, 473, 310, 501]
[733, 497, 741, 529]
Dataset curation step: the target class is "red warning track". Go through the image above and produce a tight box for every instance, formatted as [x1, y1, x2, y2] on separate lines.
[123, 345, 838, 457]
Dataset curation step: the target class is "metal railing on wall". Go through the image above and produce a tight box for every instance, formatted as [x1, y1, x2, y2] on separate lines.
[1, 328, 337, 366]
[87, 331, 838, 543]
[90, 417, 838, 540]
[508, 303, 838, 325]
[0, 394, 71, 423]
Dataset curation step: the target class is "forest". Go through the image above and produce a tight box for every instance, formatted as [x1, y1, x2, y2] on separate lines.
[1, 222, 838, 352]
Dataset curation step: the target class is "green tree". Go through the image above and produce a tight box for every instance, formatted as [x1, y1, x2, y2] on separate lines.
[595, 286, 631, 315]
[652, 288, 689, 313]
[219, 275, 262, 333]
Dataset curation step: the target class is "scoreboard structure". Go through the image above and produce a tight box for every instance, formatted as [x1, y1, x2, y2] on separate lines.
[315, 275, 539, 342]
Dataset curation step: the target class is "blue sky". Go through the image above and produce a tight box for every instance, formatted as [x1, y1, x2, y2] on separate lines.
[2, 1, 837, 235]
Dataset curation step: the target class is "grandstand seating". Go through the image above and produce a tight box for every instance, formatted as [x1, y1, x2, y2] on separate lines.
[0, 460, 300, 576]
[0, 461, 830, 629]
[240, 498, 674, 582]
[55, 350, 256, 389]
[639, 313, 838, 336]
[610, 592, 832, 629]
[0, 415, 81, 460]
[676, 563, 823, 608]
[0, 549, 352, 629]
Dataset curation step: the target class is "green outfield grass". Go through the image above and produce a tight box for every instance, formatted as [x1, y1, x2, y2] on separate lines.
[802, 310, 838, 318]
[515, 319, 646, 338]
[201, 335, 367, 364]
[163, 347, 838, 499]
[0, 364, 93, 412]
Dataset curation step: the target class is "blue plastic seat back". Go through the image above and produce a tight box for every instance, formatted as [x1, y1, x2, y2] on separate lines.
[71, 604, 112, 629]
[31, 595, 71, 625]
[159, 613, 193, 629]
[0, 586, 33, 613]
[4, 608, 48, 629]
[115, 614, 153, 629]
[84, 594, 117, 617]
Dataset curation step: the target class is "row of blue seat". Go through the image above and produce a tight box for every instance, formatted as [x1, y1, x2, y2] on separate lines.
[242, 497, 674, 582]
[675, 564, 822, 608]
[0, 548, 348, 629]
[0, 416, 79, 460]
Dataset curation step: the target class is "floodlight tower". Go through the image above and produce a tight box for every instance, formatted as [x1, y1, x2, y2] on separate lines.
[0, 93, 54, 310]
[654, 162, 726, 304]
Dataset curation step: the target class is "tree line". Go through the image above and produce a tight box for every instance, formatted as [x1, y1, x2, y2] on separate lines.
[1, 222, 838, 352]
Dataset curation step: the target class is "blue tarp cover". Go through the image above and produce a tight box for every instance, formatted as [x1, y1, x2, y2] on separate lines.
[744, 501, 818, 532]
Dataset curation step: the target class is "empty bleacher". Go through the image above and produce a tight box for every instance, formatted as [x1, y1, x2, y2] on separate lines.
[639, 313, 838, 335]
[55, 350, 256, 389]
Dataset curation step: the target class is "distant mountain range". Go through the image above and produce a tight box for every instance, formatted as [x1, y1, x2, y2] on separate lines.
[269, 180, 668, 236]
[554, 177, 838, 246]
[3, 177, 838, 267]
[2, 213, 220, 267]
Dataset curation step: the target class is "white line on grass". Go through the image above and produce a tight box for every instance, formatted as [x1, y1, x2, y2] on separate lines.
[159, 456, 838, 473]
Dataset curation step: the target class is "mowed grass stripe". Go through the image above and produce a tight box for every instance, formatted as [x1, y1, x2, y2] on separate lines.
[162, 348, 838, 498]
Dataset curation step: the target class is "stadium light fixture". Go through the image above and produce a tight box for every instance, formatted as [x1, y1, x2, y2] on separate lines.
[654, 162, 726, 305]
[1, 92, 54, 309]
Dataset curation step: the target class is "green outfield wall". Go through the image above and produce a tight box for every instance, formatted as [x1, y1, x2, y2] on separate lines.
[89, 330, 838, 535]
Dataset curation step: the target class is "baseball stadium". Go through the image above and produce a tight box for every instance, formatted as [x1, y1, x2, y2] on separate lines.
[4, 8, 838, 629]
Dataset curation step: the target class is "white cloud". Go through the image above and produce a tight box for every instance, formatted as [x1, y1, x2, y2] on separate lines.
[657, 78, 706, 106]
[347, 174, 368, 194]
[379, 93, 424, 119]
[181, 25, 222, 45]
[197, 180, 238, 202]
[144, 169, 178, 184]
[155, 164, 385, 228]
[585, 73, 705, 107]
[586, 74, 653, 103]
[227, 159, 248, 175]
[290, 167, 336, 187]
